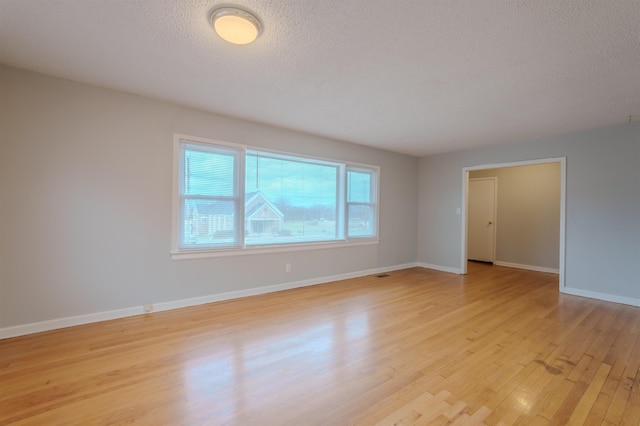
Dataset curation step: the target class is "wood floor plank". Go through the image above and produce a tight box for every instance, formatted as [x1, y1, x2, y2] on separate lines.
[566, 362, 611, 425]
[1, 263, 639, 425]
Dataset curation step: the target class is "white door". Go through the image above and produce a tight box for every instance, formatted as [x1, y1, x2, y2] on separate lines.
[468, 178, 496, 262]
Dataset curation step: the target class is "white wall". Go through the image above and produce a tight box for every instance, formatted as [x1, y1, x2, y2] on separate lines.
[470, 163, 561, 271]
[0, 66, 419, 331]
[419, 123, 640, 303]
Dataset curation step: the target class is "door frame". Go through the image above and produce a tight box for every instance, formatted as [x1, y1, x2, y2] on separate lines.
[460, 157, 566, 291]
[468, 177, 497, 263]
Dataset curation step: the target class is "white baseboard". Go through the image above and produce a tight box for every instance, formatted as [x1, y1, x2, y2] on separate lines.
[0, 262, 418, 340]
[417, 263, 464, 274]
[560, 287, 640, 308]
[151, 262, 419, 314]
[0, 307, 143, 340]
[493, 261, 559, 274]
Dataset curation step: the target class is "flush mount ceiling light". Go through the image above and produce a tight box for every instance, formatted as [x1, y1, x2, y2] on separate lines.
[211, 6, 262, 45]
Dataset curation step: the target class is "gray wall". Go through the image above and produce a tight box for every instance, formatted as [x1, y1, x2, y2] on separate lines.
[1, 63, 638, 330]
[419, 123, 640, 300]
[0, 66, 419, 328]
[470, 163, 561, 270]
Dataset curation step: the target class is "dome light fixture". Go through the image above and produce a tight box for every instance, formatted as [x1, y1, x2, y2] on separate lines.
[211, 6, 262, 45]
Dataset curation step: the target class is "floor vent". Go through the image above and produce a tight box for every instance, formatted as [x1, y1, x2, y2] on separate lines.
[376, 274, 390, 278]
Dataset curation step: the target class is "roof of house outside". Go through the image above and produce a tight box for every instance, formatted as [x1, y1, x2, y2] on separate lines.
[188, 191, 283, 219]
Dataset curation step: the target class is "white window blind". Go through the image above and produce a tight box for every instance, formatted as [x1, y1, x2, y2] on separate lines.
[179, 141, 242, 249]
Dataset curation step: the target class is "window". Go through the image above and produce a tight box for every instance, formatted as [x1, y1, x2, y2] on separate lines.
[245, 150, 341, 246]
[173, 135, 378, 257]
[347, 168, 377, 238]
[178, 141, 242, 249]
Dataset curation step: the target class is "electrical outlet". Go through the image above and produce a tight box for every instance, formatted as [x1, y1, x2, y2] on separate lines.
[285, 263, 291, 272]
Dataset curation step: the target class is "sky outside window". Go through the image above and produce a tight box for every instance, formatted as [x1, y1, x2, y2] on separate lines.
[245, 151, 337, 210]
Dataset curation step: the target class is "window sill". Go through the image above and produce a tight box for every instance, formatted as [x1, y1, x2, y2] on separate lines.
[171, 238, 379, 260]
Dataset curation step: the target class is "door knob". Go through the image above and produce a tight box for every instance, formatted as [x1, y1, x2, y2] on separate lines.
[488, 221, 493, 225]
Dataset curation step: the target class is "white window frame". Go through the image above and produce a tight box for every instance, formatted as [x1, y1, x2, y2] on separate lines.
[346, 166, 379, 239]
[178, 140, 244, 250]
[171, 134, 379, 260]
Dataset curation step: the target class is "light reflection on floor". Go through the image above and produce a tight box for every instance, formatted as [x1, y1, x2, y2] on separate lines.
[183, 305, 372, 422]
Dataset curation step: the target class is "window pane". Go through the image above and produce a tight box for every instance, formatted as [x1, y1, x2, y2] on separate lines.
[182, 199, 238, 247]
[183, 148, 235, 197]
[347, 170, 372, 203]
[245, 151, 339, 245]
[348, 204, 375, 237]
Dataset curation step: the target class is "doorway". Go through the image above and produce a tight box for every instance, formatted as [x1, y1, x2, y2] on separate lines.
[461, 157, 566, 291]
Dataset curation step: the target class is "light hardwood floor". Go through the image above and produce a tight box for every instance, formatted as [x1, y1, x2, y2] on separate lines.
[1, 263, 639, 425]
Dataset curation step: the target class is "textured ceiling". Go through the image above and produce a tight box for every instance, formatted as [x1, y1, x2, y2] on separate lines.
[1, 0, 639, 156]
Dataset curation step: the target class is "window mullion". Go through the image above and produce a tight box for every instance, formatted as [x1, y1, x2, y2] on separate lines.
[238, 147, 247, 248]
[337, 163, 344, 240]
